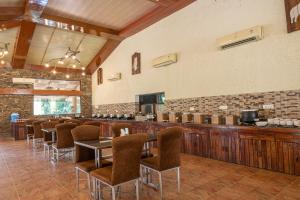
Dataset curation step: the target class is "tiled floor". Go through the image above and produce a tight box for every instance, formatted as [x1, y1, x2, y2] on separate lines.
[0, 138, 300, 200]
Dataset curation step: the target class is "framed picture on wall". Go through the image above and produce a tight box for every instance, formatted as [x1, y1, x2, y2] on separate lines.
[285, 0, 300, 33]
[132, 52, 141, 75]
[97, 68, 103, 85]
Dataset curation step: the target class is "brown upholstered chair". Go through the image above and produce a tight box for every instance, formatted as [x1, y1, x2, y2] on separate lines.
[25, 119, 35, 145]
[32, 120, 46, 148]
[90, 134, 147, 200]
[41, 121, 59, 158]
[140, 127, 183, 200]
[71, 125, 112, 196]
[52, 123, 77, 162]
[111, 123, 133, 138]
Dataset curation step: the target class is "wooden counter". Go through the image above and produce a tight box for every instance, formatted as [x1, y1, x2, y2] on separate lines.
[11, 121, 26, 140]
[94, 119, 300, 176]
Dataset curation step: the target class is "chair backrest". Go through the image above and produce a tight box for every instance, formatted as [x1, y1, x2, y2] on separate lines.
[41, 121, 60, 141]
[111, 123, 133, 138]
[157, 127, 182, 171]
[82, 121, 102, 127]
[71, 125, 100, 163]
[55, 123, 77, 149]
[111, 134, 147, 185]
[32, 121, 45, 138]
[65, 119, 82, 125]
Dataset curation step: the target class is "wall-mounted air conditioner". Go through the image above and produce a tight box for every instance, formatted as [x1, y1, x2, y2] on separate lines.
[152, 53, 178, 68]
[107, 73, 121, 81]
[216, 26, 263, 50]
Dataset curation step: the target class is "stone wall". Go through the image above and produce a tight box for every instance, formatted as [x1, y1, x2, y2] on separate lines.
[92, 89, 300, 119]
[0, 68, 92, 137]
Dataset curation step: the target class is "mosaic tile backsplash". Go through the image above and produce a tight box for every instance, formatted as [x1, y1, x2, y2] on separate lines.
[93, 89, 300, 119]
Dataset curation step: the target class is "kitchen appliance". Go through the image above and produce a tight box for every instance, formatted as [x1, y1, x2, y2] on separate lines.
[109, 114, 116, 119]
[225, 115, 239, 125]
[124, 114, 134, 120]
[182, 113, 193, 123]
[240, 109, 259, 124]
[116, 114, 123, 119]
[212, 115, 225, 125]
[169, 112, 182, 123]
[157, 112, 169, 122]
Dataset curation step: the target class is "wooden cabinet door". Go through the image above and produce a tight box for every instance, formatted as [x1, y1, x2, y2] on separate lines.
[99, 123, 110, 137]
[239, 131, 276, 170]
[182, 128, 210, 157]
[294, 143, 300, 176]
[210, 128, 239, 163]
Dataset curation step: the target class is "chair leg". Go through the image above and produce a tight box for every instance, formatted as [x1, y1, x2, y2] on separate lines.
[112, 186, 116, 200]
[139, 166, 143, 191]
[158, 172, 163, 200]
[75, 168, 79, 191]
[135, 179, 140, 200]
[43, 145, 46, 156]
[177, 167, 180, 193]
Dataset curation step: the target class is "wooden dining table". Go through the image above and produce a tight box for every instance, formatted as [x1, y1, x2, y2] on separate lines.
[74, 132, 157, 168]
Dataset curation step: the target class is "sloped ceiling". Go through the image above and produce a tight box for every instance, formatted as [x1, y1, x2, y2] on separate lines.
[26, 25, 107, 69]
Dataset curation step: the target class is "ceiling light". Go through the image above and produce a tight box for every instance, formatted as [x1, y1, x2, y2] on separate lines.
[4, 50, 8, 55]
[45, 63, 49, 68]
[52, 70, 57, 74]
[66, 74, 70, 79]
[81, 67, 85, 70]
[72, 64, 76, 68]
[71, 55, 76, 60]
[0, 60, 5, 65]
[64, 54, 69, 58]
[81, 72, 85, 76]
[58, 60, 64, 64]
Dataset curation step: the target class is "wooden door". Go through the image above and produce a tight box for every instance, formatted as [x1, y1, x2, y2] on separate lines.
[239, 130, 276, 170]
[294, 143, 300, 175]
[182, 127, 210, 157]
[210, 128, 239, 163]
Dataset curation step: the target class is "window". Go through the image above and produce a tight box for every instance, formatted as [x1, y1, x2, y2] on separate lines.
[34, 96, 81, 115]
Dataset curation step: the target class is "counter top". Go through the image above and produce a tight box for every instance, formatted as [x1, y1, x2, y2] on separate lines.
[88, 118, 300, 135]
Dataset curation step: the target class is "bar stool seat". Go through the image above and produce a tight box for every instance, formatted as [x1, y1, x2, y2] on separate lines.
[76, 160, 112, 172]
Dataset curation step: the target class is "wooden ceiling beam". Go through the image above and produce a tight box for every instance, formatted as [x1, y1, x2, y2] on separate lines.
[0, 19, 21, 30]
[147, 0, 178, 7]
[0, 7, 24, 20]
[11, 20, 36, 69]
[0, 88, 83, 96]
[25, 64, 85, 74]
[85, 39, 121, 74]
[39, 13, 121, 38]
[119, 0, 196, 38]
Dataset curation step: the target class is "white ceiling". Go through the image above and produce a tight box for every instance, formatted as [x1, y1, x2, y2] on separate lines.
[44, 0, 158, 30]
[0, 27, 19, 63]
[26, 25, 107, 69]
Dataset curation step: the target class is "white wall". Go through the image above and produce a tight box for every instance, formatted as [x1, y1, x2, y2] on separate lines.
[92, 0, 300, 105]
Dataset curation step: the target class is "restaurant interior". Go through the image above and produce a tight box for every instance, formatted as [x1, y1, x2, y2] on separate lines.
[0, 0, 300, 199]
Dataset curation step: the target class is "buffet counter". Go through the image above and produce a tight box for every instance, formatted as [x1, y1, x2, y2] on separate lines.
[94, 119, 300, 176]
[12, 118, 300, 175]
